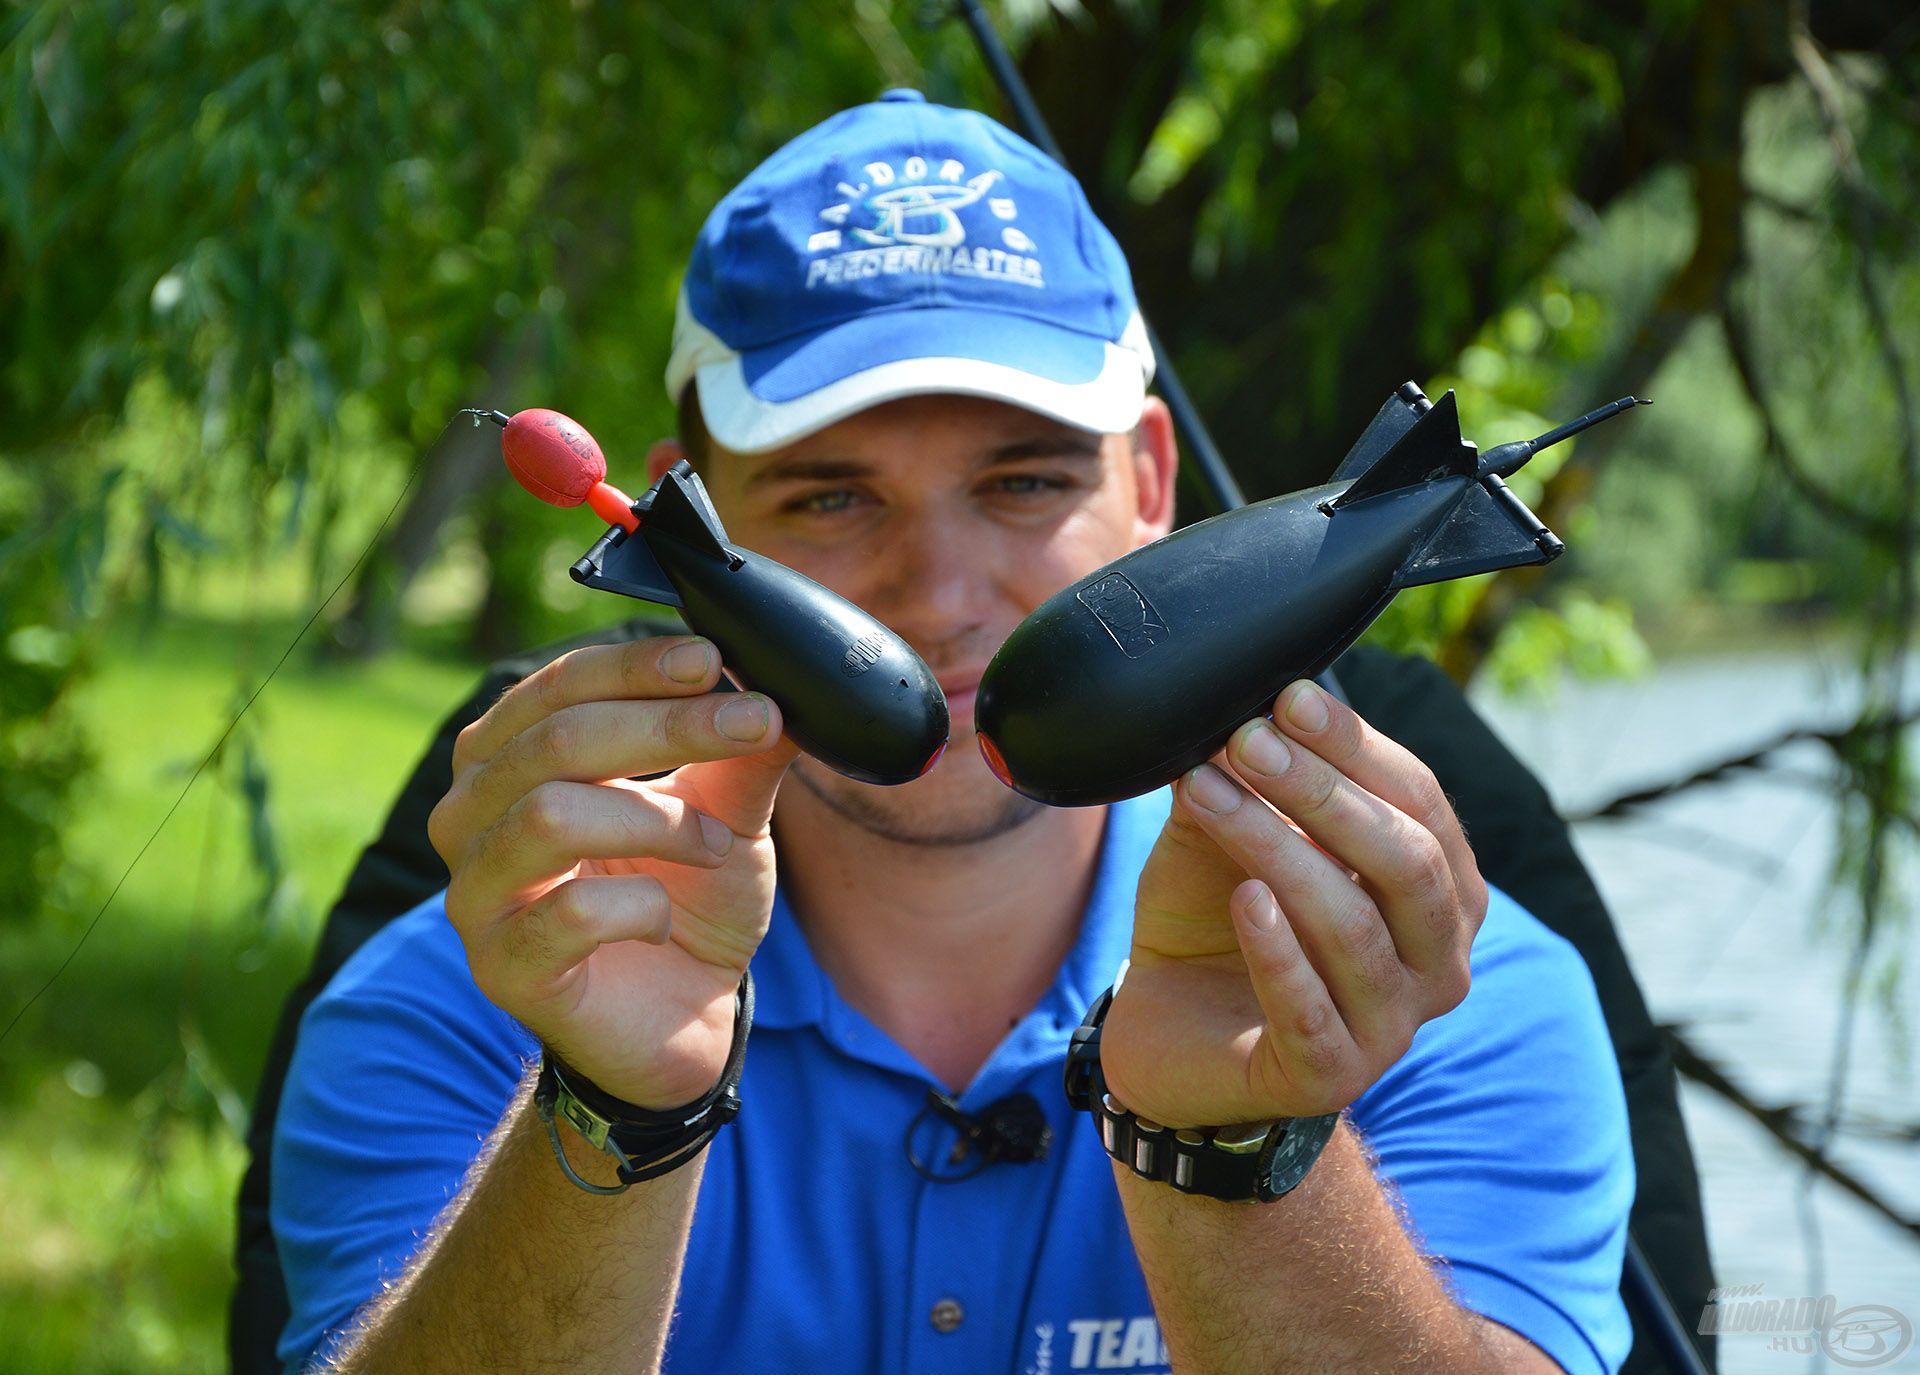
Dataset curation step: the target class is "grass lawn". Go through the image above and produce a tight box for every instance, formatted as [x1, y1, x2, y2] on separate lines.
[0, 612, 485, 1372]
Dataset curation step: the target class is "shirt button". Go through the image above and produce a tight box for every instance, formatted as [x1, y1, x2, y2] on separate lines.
[930, 1298, 964, 1334]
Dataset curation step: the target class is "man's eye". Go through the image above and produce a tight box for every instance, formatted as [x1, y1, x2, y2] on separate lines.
[788, 489, 862, 514]
[991, 473, 1069, 497]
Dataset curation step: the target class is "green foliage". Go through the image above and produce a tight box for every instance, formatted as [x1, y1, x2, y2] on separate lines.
[0, 614, 482, 1368]
[1355, 208, 1658, 681]
[0, 1096, 244, 1374]
[1040, 0, 1655, 489]
[0, 447, 110, 928]
[8, 0, 563, 453]
[1477, 592, 1651, 694]
[0, 0, 1014, 666]
[0, 623, 92, 925]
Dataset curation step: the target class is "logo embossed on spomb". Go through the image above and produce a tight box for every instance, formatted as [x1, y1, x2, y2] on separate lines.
[841, 633, 886, 677]
[1078, 573, 1167, 658]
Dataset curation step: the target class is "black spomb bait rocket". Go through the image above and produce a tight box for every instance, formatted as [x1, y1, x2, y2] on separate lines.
[479, 405, 949, 787]
[569, 461, 951, 786]
[975, 382, 1647, 806]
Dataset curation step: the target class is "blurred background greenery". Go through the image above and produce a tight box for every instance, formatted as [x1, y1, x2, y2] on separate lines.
[1, 0, 1915, 1369]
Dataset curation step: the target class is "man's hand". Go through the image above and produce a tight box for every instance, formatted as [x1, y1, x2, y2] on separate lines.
[427, 636, 797, 1110]
[1102, 678, 1487, 1127]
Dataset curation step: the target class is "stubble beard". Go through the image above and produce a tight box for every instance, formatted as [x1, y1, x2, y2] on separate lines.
[785, 752, 1045, 848]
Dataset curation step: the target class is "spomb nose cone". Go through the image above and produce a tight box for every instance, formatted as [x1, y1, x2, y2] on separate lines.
[503, 408, 606, 507]
[975, 608, 1142, 806]
[975, 731, 1013, 788]
[831, 647, 951, 786]
[658, 540, 951, 787]
[795, 642, 948, 786]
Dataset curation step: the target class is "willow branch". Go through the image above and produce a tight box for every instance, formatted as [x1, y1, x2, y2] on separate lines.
[1720, 296, 1900, 542]
[1564, 707, 1920, 822]
[1661, 1024, 1920, 1239]
[1744, 184, 1824, 224]
[1787, 6, 1918, 1264]
[1791, 27, 1920, 532]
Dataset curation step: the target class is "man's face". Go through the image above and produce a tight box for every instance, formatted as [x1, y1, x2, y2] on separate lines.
[681, 392, 1176, 846]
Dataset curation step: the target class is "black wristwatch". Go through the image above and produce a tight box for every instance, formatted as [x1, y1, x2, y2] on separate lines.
[533, 971, 753, 1195]
[1064, 984, 1340, 1204]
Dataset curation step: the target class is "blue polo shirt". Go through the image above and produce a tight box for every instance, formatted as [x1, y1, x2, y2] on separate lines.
[273, 789, 1634, 1374]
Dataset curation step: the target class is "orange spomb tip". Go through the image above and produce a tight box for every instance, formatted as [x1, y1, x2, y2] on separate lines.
[975, 731, 1013, 788]
[917, 739, 949, 778]
[502, 408, 606, 508]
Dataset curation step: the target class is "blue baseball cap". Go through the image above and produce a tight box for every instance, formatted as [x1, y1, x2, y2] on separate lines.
[665, 89, 1155, 454]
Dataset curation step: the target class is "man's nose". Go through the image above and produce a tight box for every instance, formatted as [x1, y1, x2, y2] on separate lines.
[864, 513, 997, 648]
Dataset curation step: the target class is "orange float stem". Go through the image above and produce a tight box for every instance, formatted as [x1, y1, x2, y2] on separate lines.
[587, 481, 640, 533]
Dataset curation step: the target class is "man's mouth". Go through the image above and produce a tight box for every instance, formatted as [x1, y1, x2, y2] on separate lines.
[936, 671, 985, 716]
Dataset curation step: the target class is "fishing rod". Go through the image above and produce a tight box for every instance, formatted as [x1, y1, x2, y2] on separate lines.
[936, 7, 1714, 1375]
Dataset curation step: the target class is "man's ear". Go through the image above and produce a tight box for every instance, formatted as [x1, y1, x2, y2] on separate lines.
[645, 438, 686, 484]
[1131, 395, 1179, 545]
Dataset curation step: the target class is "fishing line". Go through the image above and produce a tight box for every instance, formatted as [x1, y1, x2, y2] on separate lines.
[0, 416, 457, 1054]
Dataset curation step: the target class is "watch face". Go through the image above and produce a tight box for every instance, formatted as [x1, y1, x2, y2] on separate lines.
[1263, 1113, 1340, 1197]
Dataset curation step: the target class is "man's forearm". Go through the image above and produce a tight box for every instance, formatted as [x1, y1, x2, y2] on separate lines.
[1113, 1121, 1557, 1374]
[324, 1072, 700, 1375]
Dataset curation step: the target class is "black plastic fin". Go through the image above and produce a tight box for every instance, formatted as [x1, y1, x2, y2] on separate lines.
[1330, 393, 1422, 481]
[1394, 478, 1563, 589]
[570, 526, 683, 607]
[638, 460, 739, 565]
[1329, 390, 1478, 509]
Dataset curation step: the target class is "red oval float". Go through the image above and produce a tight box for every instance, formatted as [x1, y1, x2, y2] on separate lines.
[502, 408, 605, 508]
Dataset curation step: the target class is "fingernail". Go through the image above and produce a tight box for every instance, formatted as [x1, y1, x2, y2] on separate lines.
[1186, 763, 1241, 813]
[1285, 681, 1329, 733]
[1237, 721, 1292, 776]
[698, 812, 733, 856]
[664, 640, 714, 683]
[715, 695, 769, 742]
[1242, 885, 1279, 930]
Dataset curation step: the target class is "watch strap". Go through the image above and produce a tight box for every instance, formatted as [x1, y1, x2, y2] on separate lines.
[1064, 981, 1339, 1203]
[534, 970, 753, 1194]
[1091, 1092, 1340, 1202]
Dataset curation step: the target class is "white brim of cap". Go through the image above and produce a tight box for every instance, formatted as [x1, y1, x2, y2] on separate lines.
[692, 345, 1149, 455]
[667, 288, 1157, 455]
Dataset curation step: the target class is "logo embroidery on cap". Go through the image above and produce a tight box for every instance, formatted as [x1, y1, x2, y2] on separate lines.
[804, 157, 1045, 290]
